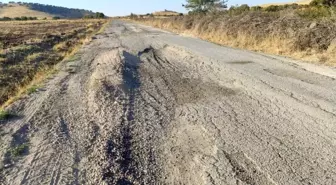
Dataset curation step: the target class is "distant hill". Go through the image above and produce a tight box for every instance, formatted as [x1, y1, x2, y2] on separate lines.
[0, 2, 95, 19]
[261, 0, 312, 7]
[153, 10, 181, 16]
[0, 3, 54, 18]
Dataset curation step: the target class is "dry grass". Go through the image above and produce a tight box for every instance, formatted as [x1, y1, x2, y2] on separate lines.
[261, 0, 312, 7]
[132, 12, 336, 66]
[0, 19, 108, 108]
[0, 3, 54, 18]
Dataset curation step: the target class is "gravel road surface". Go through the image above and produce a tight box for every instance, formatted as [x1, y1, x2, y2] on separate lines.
[1, 20, 336, 185]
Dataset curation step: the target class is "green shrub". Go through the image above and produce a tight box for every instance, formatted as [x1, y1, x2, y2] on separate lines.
[83, 12, 105, 19]
[83, 15, 94, 19]
[264, 5, 282, 12]
[296, 6, 332, 18]
[251, 6, 262, 11]
[229, 4, 251, 15]
[20, 16, 28, 21]
[310, 0, 336, 6]
[239, 4, 250, 11]
[0, 17, 12, 21]
[27, 86, 39, 94]
[52, 16, 61, 20]
[95, 12, 105, 19]
[284, 3, 300, 9]
[0, 110, 10, 120]
[0, 110, 16, 121]
[27, 17, 37, 20]
[10, 144, 28, 157]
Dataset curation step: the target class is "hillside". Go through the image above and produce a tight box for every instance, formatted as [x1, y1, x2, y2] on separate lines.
[153, 10, 181, 16]
[0, 2, 95, 19]
[261, 0, 312, 7]
[0, 3, 55, 18]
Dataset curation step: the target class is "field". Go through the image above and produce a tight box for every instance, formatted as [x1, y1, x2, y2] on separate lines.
[0, 19, 107, 107]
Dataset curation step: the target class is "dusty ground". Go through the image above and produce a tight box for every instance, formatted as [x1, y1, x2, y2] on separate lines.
[0, 20, 336, 185]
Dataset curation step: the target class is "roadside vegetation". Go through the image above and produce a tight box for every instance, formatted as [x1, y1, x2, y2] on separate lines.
[0, 19, 108, 108]
[129, 0, 336, 66]
[10, 143, 28, 157]
[0, 16, 38, 21]
[0, 110, 11, 121]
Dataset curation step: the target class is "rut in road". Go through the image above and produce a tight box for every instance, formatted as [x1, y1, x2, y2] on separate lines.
[1, 21, 336, 185]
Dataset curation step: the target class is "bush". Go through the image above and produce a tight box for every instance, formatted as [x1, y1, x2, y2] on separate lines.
[0, 17, 12, 21]
[296, 6, 332, 18]
[83, 12, 105, 19]
[282, 3, 300, 9]
[264, 5, 282, 12]
[3, 17, 12, 21]
[251, 6, 262, 11]
[83, 15, 94, 19]
[10, 144, 28, 157]
[238, 4, 250, 11]
[52, 16, 61, 20]
[27, 17, 38, 20]
[3, 16, 37, 21]
[20, 16, 28, 21]
[0, 110, 15, 120]
[229, 4, 251, 15]
[310, 0, 336, 6]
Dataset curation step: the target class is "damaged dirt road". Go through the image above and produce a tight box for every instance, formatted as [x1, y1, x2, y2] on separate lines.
[1, 20, 336, 185]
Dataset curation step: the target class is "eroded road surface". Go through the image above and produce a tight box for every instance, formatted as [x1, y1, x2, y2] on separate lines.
[1, 20, 336, 185]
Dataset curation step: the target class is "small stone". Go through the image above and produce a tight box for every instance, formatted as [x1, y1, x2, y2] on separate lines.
[309, 22, 317, 29]
[4, 163, 12, 168]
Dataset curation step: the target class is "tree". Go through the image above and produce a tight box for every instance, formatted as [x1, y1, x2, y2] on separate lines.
[95, 12, 105, 19]
[130, 13, 137, 19]
[183, 0, 228, 12]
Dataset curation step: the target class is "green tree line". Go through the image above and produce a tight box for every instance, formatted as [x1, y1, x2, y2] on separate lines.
[0, 16, 38, 21]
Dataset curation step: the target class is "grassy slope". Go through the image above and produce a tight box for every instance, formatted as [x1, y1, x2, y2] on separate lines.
[0, 4, 55, 18]
[261, 0, 312, 7]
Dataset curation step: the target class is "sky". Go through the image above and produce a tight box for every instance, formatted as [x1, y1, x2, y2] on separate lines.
[1, 0, 295, 16]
